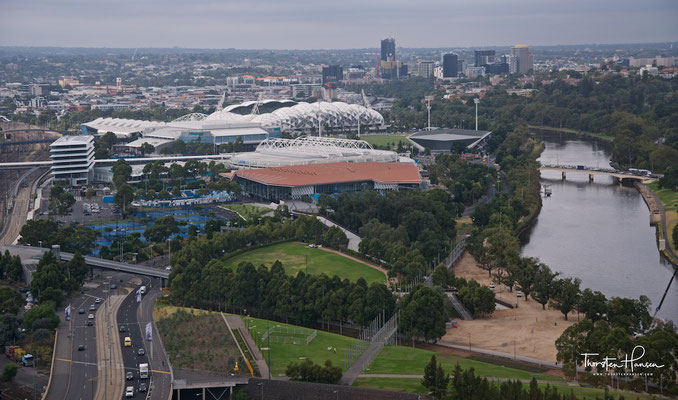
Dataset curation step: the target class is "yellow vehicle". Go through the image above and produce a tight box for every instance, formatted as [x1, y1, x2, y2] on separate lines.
[124, 337, 132, 347]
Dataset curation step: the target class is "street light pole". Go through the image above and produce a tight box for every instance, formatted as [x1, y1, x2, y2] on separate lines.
[474, 98, 480, 131]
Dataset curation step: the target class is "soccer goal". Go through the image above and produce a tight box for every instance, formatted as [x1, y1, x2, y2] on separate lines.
[261, 325, 317, 345]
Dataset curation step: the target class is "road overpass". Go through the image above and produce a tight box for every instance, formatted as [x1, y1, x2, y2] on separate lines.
[2, 245, 170, 280]
[539, 164, 656, 183]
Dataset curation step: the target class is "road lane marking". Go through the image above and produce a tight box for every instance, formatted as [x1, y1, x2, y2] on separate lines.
[55, 357, 71, 362]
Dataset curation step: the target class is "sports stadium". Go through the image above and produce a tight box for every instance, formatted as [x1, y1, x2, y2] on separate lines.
[228, 136, 400, 169]
[81, 100, 385, 146]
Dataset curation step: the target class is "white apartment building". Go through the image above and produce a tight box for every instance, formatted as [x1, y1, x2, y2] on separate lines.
[50, 135, 95, 186]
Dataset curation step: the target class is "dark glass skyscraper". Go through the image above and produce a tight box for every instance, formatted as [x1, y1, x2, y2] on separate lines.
[474, 50, 496, 67]
[322, 65, 343, 84]
[381, 38, 396, 61]
[443, 53, 458, 78]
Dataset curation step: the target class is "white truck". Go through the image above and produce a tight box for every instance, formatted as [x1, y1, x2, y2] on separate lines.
[139, 286, 146, 295]
[139, 363, 149, 379]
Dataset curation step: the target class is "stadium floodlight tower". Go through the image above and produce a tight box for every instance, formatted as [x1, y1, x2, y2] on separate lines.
[474, 98, 480, 131]
[426, 99, 432, 130]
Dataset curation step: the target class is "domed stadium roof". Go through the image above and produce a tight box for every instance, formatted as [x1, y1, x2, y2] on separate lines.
[206, 101, 383, 132]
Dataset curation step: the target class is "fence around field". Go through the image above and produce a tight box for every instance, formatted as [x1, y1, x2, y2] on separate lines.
[261, 325, 317, 345]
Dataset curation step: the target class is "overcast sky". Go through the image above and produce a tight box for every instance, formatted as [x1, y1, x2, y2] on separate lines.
[1, 0, 677, 49]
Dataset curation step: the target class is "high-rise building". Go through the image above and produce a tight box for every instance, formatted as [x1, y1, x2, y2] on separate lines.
[381, 38, 396, 61]
[442, 53, 458, 78]
[50, 135, 95, 186]
[322, 65, 343, 84]
[380, 38, 406, 79]
[417, 61, 435, 78]
[474, 50, 495, 67]
[511, 45, 533, 74]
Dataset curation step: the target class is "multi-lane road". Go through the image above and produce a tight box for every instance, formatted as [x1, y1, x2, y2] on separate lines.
[45, 270, 171, 400]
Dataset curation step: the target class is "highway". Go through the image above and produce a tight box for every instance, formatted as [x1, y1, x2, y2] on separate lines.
[117, 276, 172, 400]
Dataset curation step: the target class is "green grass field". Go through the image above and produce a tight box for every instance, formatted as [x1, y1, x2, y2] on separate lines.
[366, 346, 558, 381]
[648, 182, 678, 252]
[223, 242, 386, 284]
[353, 378, 659, 399]
[222, 204, 271, 220]
[360, 134, 410, 149]
[241, 316, 354, 376]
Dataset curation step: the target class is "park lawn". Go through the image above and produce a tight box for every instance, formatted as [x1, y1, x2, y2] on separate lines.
[222, 204, 271, 220]
[366, 346, 559, 382]
[241, 316, 355, 377]
[223, 242, 386, 284]
[647, 182, 678, 252]
[353, 378, 658, 399]
[360, 134, 410, 149]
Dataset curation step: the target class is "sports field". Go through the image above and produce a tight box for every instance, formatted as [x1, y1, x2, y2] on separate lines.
[223, 242, 386, 284]
[242, 316, 354, 376]
[366, 346, 558, 381]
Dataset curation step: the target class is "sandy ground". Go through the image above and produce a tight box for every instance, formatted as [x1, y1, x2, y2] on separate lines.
[441, 252, 577, 362]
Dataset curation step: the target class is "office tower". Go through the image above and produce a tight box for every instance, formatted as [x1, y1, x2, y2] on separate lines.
[417, 61, 435, 78]
[322, 65, 343, 84]
[381, 38, 396, 61]
[511, 45, 533, 74]
[474, 50, 495, 67]
[442, 53, 458, 78]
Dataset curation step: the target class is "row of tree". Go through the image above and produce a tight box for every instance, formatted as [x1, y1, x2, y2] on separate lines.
[19, 219, 97, 254]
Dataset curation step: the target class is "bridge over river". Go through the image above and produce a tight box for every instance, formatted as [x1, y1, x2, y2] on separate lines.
[539, 164, 656, 183]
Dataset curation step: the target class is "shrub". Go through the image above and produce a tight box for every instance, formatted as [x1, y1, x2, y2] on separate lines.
[2, 363, 17, 381]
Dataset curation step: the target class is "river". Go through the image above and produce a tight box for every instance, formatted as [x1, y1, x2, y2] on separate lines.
[521, 131, 678, 323]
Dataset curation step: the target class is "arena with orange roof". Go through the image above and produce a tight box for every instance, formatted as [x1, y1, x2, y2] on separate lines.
[226, 161, 422, 201]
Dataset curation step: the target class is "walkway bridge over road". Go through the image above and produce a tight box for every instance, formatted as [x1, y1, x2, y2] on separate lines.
[2, 245, 170, 281]
[539, 164, 656, 183]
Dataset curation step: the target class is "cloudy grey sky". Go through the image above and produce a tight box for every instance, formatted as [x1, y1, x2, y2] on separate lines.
[1, 0, 677, 49]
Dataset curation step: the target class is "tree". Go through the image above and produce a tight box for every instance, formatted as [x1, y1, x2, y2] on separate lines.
[2, 363, 17, 382]
[431, 265, 453, 288]
[550, 277, 581, 320]
[515, 257, 539, 301]
[578, 288, 608, 322]
[399, 285, 448, 343]
[140, 142, 155, 156]
[114, 183, 134, 213]
[19, 220, 58, 247]
[22, 301, 59, 330]
[422, 355, 450, 400]
[531, 264, 559, 310]
[0, 288, 24, 315]
[0, 314, 22, 345]
[48, 185, 75, 215]
[323, 226, 348, 247]
[111, 159, 132, 188]
[144, 216, 180, 243]
[285, 359, 342, 384]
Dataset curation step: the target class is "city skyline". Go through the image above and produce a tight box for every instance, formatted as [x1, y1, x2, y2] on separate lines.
[1, 0, 677, 49]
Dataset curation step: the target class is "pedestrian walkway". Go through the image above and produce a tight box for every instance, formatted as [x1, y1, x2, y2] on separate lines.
[222, 314, 270, 379]
[339, 324, 397, 386]
[446, 293, 473, 320]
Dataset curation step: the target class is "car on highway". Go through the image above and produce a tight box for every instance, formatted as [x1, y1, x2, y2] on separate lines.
[95, 298, 102, 304]
[139, 382, 147, 392]
[78, 308, 85, 314]
[125, 386, 134, 397]
[86, 320, 93, 326]
[126, 371, 134, 380]
[124, 337, 132, 347]
[89, 304, 95, 311]
[88, 314, 94, 319]
[137, 348, 145, 356]
[110, 283, 117, 289]
[77, 344, 85, 351]
[119, 325, 127, 332]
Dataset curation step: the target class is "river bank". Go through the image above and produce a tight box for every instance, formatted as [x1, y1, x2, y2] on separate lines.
[637, 182, 678, 268]
[528, 125, 614, 143]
